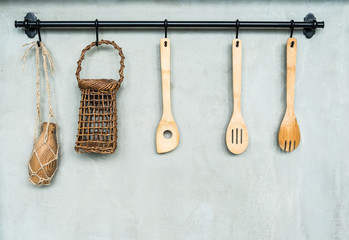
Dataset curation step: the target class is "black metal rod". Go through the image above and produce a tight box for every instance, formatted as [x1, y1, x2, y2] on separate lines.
[15, 20, 324, 29]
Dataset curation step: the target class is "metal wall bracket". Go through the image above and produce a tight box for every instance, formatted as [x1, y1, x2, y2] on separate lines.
[303, 13, 319, 39]
[17, 12, 37, 38]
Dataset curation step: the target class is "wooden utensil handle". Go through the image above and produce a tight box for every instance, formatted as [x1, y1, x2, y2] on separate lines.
[160, 38, 172, 119]
[232, 39, 242, 113]
[286, 38, 297, 111]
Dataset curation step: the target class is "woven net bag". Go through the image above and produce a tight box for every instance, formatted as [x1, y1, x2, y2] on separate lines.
[23, 41, 59, 186]
[75, 40, 125, 154]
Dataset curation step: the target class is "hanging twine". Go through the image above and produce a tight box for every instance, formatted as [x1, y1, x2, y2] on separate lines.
[22, 41, 59, 186]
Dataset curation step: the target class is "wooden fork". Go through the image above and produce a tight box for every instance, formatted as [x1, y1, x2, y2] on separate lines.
[278, 38, 301, 152]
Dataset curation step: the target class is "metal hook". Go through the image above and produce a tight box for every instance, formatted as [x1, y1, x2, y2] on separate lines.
[164, 19, 168, 47]
[235, 19, 240, 47]
[95, 19, 99, 46]
[36, 19, 41, 47]
[290, 19, 295, 38]
[290, 19, 295, 47]
[164, 19, 168, 38]
[235, 19, 240, 39]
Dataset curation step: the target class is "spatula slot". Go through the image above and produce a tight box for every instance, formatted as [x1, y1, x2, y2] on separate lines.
[232, 129, 234, 144]
[163, 130, 172, 139]
[232, 128, 244, 144]
[236, 128, 238, 144]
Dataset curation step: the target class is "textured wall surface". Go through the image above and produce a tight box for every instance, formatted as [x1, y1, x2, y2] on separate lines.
[0, 1, 348, 239]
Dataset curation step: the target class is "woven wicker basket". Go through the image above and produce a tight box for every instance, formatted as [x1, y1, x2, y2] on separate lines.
[75, 40, 125, 154]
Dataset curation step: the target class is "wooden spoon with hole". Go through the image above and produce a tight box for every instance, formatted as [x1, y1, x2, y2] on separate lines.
[156, 38, 179, 153]
[226, 39, 249, 154]
[278, 38, 301, 152]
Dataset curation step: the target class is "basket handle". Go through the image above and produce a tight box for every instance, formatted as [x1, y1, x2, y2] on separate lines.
[76, 40, 125, 86]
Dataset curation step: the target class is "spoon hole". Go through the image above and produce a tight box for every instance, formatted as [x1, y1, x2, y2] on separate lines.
[163, 130, 172, 139]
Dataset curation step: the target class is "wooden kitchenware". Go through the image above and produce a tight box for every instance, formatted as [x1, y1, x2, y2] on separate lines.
[278, 38, 301, 152]
[156, 38, 179, 153]
[226, 39, 249, 154]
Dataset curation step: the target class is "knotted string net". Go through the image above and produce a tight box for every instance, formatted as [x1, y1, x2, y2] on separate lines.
[23, 41, 59, 186]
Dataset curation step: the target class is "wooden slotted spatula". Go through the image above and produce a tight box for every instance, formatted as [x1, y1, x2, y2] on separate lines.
[278, 38, 301, 152]
[156, 38, 179, 153]
[226, 39, 248, 154]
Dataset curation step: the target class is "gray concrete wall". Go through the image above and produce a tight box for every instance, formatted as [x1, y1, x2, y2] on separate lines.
[0, 1, 348, 239]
